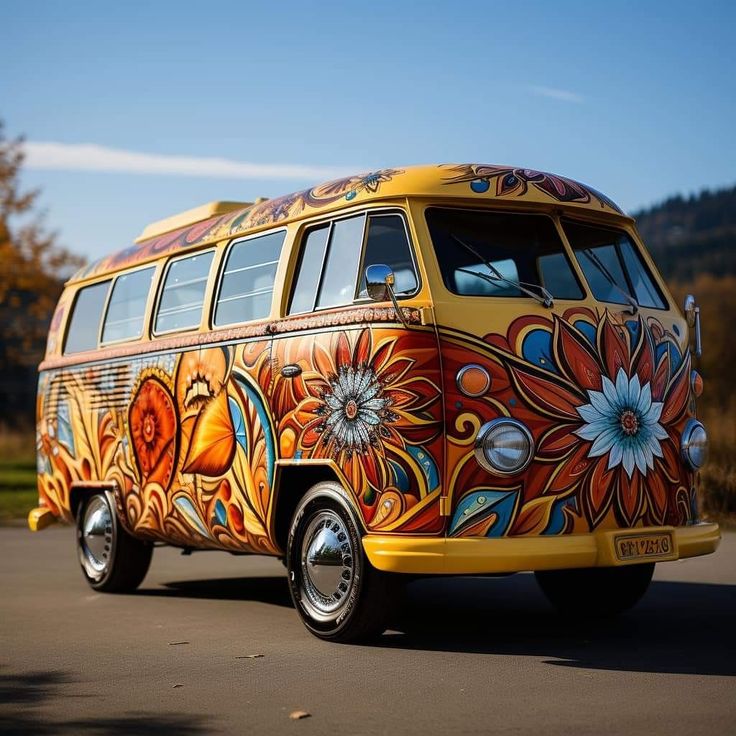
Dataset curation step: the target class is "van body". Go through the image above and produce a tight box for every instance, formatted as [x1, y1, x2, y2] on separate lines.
[33, 164, 720, 640]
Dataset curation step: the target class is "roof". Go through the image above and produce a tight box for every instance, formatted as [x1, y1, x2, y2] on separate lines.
[70, 163, 626, 283]
[134, 200, 252, 243]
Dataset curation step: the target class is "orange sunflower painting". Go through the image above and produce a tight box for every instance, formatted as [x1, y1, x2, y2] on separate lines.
[271, 328, 444, 531]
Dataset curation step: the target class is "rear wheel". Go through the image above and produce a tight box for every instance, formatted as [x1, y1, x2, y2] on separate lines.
[76, 491, 152, 593]
[535, 563, 655, 618]
[286, 481, 396, 642]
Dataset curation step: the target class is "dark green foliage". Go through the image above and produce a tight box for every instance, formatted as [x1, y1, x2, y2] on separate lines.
[635, 186, 736, 281]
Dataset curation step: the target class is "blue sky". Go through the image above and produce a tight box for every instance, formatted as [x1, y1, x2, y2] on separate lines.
[2, 0, 735, 261]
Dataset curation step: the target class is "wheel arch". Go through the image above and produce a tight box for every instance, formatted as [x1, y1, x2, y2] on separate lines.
[70, 481, 122, 521]
[269, 460, 366, 554]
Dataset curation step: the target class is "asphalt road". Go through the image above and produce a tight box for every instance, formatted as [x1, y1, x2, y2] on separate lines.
[1, 525, 734, 736]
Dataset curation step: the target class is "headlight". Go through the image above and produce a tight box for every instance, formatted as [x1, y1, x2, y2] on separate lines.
[474, 418, 534, 475]
[681, 419, 708, 470]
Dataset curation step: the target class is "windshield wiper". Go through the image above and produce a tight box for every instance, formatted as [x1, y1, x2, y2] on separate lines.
[581, 248, 638, 314]
[450, 234, 554, 308]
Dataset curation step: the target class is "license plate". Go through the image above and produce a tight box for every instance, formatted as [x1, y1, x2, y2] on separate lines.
[615, 532, 674, 561]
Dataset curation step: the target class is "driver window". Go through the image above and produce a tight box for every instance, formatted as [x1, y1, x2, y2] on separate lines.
[357, 214, 418, 297]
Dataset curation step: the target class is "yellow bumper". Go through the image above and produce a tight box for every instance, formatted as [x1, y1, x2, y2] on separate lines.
[362, 522, 721, 575]
[27, 506, 58, 532]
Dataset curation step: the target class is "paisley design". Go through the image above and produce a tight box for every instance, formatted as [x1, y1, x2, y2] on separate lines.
[441, 163, 623, 212]
[182, 391, 236, 477]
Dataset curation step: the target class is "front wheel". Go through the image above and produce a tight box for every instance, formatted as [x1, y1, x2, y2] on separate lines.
[76, 491, 153, 593]
[535, 563, 655, 618]
[286, 481, 396, 642]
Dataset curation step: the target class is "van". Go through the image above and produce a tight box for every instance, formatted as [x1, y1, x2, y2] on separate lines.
[32, 164, 720, 641]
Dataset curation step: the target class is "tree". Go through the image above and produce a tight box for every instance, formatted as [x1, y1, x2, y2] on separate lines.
[0, 120, 86, 426]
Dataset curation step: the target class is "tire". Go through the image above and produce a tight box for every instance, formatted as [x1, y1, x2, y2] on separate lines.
[535, 562, 655, 618]
[76, 490, 153, 593]
[286, 481, 396, 642]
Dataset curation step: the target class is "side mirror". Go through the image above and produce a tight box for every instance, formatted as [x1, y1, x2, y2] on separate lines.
[683, 294, 702, 357]
[683, 294, 697, 327]
[364, 263, 411, 327]
[365, 264, 395, 302]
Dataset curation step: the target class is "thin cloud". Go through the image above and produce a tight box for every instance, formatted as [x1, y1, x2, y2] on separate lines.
[529, 85, 584, 104]
[22, 141, 353, 181]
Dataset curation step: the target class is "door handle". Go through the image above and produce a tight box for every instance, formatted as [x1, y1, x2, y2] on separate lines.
[281, 364, 302, 378]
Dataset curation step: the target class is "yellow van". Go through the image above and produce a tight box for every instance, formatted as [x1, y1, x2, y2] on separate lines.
[33, 164, 720, 641]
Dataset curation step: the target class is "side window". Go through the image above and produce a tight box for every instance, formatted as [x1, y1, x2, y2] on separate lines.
[102, 267, 155, 344]
[289, 225, 330, 315]
[288, 215, 366, 314]
[315, 214, 366, 309]
[358, 214, 418, 297]
[289, 211, 418, 315]
[154, 251, 215, 334]
[214, 231, 285, 326]
[63, 281, 111, 354]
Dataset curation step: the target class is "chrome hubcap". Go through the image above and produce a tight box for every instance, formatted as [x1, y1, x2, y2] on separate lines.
[300, 510, 355, 618]
[79, 495, 113, 578]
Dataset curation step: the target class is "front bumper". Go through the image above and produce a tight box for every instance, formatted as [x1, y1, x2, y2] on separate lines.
[362, 522, 721, 575]
[28, 506, 58, 531]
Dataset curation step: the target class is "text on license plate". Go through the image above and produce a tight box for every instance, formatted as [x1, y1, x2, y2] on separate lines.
[615, 533, 674, 561]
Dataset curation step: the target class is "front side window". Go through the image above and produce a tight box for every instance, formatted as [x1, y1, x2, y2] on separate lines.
[563, 220, 666, 309]
[214, 231, 285, 326]
[63, 280, 111, 354]
[155, 251, 214, 334]
[289, 211, 418, 315]
[426, 208, 583, 299]
[102, 267, 155, 343]
[358, 214, 418, 297]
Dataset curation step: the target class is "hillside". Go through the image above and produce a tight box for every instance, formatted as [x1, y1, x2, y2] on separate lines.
[634, 185, 736, 282]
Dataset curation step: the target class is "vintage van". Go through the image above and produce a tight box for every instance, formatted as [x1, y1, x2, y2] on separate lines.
[32, 164, 720, 641]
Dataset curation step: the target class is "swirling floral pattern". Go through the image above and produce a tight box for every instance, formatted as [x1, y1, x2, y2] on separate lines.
[444, 308, 694, 536]
[271, 329, 444, 530]
[35, 308, 697, 550]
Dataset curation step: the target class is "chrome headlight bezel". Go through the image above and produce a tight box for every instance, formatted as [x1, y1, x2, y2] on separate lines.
[681, 418, 708, 470]
[474, 418, 535, 476]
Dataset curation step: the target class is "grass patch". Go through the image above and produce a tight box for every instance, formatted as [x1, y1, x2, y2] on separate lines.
[0, 430, 38, 523]
[699, 406, 736, 519]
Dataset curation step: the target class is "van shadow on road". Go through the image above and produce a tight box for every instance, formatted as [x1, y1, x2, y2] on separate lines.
[384, 574, 736, 677]
[141, 571, 735, 677]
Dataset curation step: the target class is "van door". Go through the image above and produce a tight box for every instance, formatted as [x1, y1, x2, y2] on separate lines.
[270, 209, 444, 536]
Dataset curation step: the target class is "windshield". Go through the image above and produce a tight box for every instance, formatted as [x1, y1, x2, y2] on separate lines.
[425, 208, 583, 300]
[562, 219, 666, 309]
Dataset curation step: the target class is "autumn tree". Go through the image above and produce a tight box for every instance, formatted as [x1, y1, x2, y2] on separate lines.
[0, 120, 85, 426]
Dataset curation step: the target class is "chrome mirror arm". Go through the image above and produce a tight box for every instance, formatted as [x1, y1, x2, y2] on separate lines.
[383, 272, 410, 328]
[684, 294, 702, 358]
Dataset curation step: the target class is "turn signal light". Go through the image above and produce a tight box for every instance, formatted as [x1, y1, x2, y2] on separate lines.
[457, 364, 491, 397]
